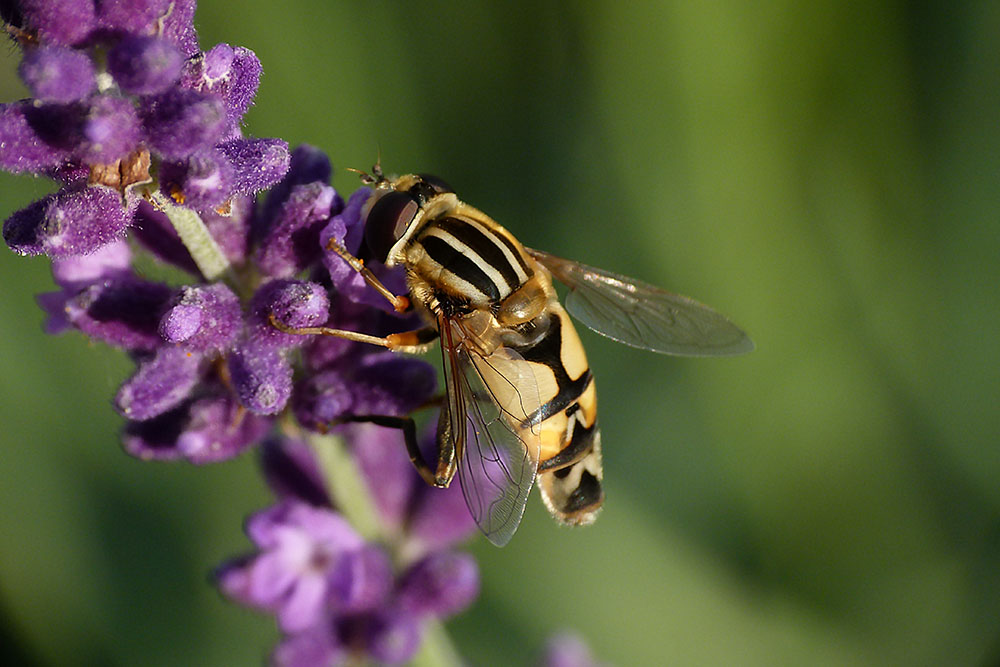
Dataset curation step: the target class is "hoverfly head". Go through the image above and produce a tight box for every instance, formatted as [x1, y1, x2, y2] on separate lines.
[363, 173, 454, 262]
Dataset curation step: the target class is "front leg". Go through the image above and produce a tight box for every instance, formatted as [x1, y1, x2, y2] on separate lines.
[269, 314, 439, 352]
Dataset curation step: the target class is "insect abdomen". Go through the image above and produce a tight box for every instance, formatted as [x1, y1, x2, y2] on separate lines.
[509, 303, 605, 525]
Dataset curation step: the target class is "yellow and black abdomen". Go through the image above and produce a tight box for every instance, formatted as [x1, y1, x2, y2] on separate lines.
[508, 302, 604, 526]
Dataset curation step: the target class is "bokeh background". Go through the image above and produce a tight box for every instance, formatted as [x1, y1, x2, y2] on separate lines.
[2, 1, 999, 665]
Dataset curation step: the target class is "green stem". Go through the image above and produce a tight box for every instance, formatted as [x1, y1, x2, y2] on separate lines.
[411, 619, 465, 667]
[148, 190, 232, 282]
[306, 432, 463, 667]
[307, 431, 383, 543]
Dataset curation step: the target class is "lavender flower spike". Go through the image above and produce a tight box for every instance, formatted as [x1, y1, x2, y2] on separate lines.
[2, 3, 482, 664]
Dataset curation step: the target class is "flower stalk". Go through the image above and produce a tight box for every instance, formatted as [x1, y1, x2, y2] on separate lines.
[147, 188, 231, 281]
[307, 431, 382, 543]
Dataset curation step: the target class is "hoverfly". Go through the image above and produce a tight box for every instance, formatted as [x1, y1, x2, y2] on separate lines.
[271, 165, 753, 546]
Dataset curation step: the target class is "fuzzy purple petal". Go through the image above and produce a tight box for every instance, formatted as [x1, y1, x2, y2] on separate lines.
[364, 610, 423, 665]
[272, 627, 342, 667]
[158, 0, 198, 56]
[260, 436, 330, 507]
[181, 43, 261, 129]
[159, 283, 241, 352]
[64, 277, 173, 350]
[116, 345, 202, 420]
[217, 138, 290, 195]
[397, 551, 479, 619]
[19, 46, 95, 102]
[175, 396, 272, 464]
[95, 0, 171, 33]
[159, 149, 234, 210]
[21, 0, 96, 46]
[327, 544, 393, 613]
[229, 343, 293, 415]
[140, 89, 227, 159]
[246, 279, 330, 349]
[108, 35, 183, 95]
[350, 353, 438, 416]
[4, 185, 131, 259]
[51, 237, 131, 289]
[291, 370, 353, 431]
[260, 144, 332, 227]
[0, 102, 72, 172]
[320, 187, 369, 288]
[256, 183, 340, 278]
[122, 401, 189, 461]
[200, 194, 253, 265]
[79, 96, 142, 164]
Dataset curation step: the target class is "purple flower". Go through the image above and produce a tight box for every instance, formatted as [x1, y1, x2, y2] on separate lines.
[396, 551, 480, 618]
[217, 138, 291, 196]
[115, 344, 203, 421]
[217, 501, 366, 632]
[0, 102, 71, 173]
[272, 628, 343, 667]
[108, 35, 184, 96]
[181, 43, 262, 131]
[238, 432, 480, 663]
[159, 149, 235, 210]
[159, 283, 242, 352]
[229, 342, 294, 415]
[257, 182, 342, 278]
[539, 632, 608, 667]
[19, 46, 95, 102]
[245, 279, 330, 349]
[19, 0, 96, 46]
[140, 89, 227, 159]
[62, 276, 174, 350]
[3, 185, 132, 258]
[96, 0, 172, 34]
[79, 96, 143, 164]
[50, 238, 132, 289]
[123, 393, 271, 464]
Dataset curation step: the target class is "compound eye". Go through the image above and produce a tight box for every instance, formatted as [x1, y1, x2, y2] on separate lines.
[417, 173, 453, 195]
[364, 191, 420, 262]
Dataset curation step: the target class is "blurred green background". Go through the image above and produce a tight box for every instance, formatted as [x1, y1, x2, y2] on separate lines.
[2, 1, 999, 665]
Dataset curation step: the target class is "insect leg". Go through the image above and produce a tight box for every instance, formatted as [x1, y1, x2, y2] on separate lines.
[433, 404, 459, 487]
[336, 414, 441, 487]
[325, 240, 411, 314]
[269, 314, 438, 351]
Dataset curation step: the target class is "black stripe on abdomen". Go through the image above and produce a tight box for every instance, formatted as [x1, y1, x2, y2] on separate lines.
[512, 313, 593, 429]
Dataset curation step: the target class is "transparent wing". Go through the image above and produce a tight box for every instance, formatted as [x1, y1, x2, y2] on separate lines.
[526, 247, 754, 356]
[439, 319, 541, 547]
